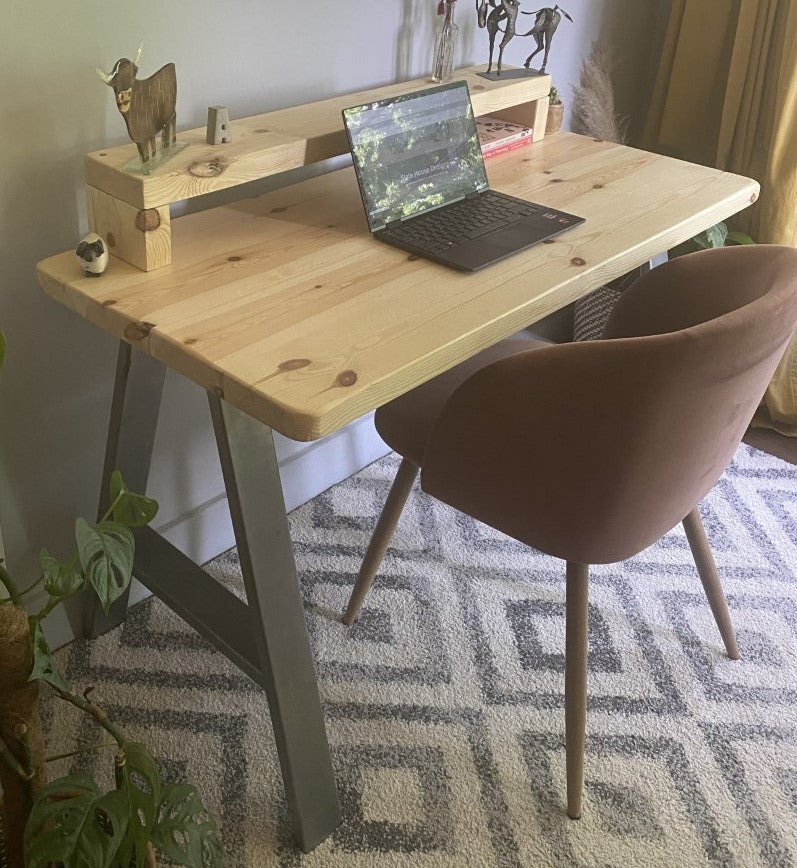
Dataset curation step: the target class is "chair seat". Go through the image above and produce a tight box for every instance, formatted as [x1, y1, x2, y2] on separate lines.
[376, 334, 552, 466]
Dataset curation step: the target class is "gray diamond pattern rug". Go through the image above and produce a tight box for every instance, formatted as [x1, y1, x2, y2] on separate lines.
[47, 445, 797, 867]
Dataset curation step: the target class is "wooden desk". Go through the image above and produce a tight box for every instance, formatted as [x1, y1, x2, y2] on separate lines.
[36, 132, 758, 851]
[39, 133, 758, 440]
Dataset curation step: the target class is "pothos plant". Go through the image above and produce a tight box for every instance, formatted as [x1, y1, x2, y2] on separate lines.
[691, 221, 754, 250]
[670, 220, 755, 257]
[0, 329, 222, 868]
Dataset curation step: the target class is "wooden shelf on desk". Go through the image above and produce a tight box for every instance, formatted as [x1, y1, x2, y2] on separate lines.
[87, 66, 550, 205]
[84, 66, 550, 273]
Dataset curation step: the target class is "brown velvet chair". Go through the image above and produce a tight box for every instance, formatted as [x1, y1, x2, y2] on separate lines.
[343, 245, 797, 819]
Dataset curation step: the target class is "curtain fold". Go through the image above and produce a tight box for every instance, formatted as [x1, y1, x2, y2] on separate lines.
[642, 0, 797, 434]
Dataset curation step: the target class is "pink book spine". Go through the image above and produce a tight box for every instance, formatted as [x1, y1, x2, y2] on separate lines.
[482, 137, 533, 159]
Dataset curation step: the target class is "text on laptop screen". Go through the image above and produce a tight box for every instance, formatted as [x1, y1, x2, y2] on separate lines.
[343, 81, 488, 231]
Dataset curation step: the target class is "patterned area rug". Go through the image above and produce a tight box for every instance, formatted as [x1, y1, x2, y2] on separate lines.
[47, 446, 797, 867]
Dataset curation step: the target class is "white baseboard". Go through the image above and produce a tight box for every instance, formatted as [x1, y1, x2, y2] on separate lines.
[40, 413, 390, 650]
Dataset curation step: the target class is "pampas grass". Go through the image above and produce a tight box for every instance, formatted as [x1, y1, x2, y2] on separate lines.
[571, 41, 628, 144]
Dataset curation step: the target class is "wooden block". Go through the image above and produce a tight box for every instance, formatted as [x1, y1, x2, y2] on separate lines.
[86, 186, 171, 271]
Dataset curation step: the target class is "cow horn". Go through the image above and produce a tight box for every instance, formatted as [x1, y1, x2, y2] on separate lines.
[96, 66, 113, 84]
[134, 40, 143, 65]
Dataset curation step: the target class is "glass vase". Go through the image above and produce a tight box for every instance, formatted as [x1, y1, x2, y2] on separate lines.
[432, 1, 459, 82]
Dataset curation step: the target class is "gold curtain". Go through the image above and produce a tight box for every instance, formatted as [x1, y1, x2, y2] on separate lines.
[642, 0, 797, 435]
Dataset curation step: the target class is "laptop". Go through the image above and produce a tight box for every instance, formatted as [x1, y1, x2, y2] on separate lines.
[342, 80, 584, 272]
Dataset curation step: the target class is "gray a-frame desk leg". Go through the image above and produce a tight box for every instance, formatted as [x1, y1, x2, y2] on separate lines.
[208, 392, 340, 851]
[85, 340, 340, 851]
[84, 341, 165, 638]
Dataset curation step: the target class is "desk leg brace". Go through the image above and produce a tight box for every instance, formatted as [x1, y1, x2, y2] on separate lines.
[86, 341, 340, 851]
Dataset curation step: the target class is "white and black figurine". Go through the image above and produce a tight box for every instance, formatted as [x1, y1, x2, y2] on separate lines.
[75, 233, 109, 276]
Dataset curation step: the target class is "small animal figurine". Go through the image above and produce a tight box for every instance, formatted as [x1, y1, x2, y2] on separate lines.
[96, 42, 177, 164]
[477, 0, 522, 77]
[75, 233, 109, 276]
[520, 5, 574, 73]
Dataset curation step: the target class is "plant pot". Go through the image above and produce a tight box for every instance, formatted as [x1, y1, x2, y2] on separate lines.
[546, 102, 564, 135]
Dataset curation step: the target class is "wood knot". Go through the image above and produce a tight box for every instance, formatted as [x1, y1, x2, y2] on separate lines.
[228, 255, 242, 262]
[135, 209, 161, 232]
[407, 254, 419, 261]
[570, 257, 586, 267]
[543, 170, 553, 175]
[593, 184, 604, 189]
[278, 358, 311, 372]
[188, 157, 228, 178]
[106, 232, 116, 248]
[542, 239, 556, 244]
[550, 178, 564, 183]
[593, 138, 604, 143]
[336, 370, 357, 387]
[102, 299, 117, 307]
[254, 128, 270, 134]
[314, 284, 323, 289]
[184, 338, 198, 345]
[270, 206, 288, 214]
[123, 321, 155, 341]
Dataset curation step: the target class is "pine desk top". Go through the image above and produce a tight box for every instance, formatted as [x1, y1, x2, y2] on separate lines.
[37, 133, 759, 441]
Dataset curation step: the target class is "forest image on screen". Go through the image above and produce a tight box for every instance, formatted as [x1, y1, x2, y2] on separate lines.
[345, 84, 487, 230]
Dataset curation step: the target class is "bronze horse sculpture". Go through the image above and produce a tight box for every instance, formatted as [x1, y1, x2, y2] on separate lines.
[476, 0, 521, 77]
[520, 5, 574, 73]
[476, 2, 573, 76]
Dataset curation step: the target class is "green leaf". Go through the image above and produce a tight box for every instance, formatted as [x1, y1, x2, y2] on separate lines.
[28, 621, 72, 692]
[693, 222, 728, 249]
[40, 548, 85, 599]
[109, 470, 159, 528]
[75, 519, 134, 614]
[151, 783, 223, 868]
[726, 229, 755, 245]
[24, 773, 128, 868]
[118, 742, 162, 868]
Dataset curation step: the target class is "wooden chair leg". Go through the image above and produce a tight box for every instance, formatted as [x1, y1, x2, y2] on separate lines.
[565, 561, 589, 820]
[343, 457, 419, 625]
[682, 508, 741, 660]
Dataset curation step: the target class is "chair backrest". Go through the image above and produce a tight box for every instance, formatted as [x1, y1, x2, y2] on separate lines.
[422, 246, 797, 564]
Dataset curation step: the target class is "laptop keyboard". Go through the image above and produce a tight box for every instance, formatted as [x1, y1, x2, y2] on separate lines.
[380, 190, 543, 254]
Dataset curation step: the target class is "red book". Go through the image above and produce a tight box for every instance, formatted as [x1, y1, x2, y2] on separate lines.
[482, 137, 533, 159]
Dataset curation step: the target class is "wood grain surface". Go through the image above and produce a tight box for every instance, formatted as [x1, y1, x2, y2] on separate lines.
[38, 133, 759, 441]
[84, 65, 551, 209]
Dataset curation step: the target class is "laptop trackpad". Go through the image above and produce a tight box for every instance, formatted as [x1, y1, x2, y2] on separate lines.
[447, 222, 546, 270]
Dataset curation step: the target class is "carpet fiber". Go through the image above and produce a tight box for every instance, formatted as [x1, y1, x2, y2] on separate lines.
[48, 446, 797, 867]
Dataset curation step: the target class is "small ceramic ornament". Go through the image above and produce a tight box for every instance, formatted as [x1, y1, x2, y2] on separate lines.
[76, 233, 109, 276]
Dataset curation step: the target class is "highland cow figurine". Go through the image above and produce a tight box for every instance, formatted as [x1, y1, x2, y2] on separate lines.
[96, 42, 177, 164]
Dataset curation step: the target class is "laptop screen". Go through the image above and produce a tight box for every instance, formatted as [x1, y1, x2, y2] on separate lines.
[343, 81, 489, 232]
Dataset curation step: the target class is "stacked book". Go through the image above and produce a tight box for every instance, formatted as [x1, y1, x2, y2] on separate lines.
[475, 115, 533, 159]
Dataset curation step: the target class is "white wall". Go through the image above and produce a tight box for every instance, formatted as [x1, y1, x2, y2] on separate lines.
[0, 0, 662, 645]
